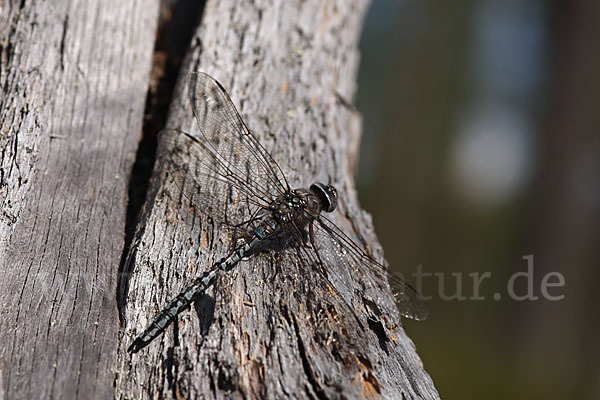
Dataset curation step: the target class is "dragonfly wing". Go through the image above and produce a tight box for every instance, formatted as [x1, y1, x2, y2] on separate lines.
[160, 129, 270, 231]
[157, 72, 290, 231]
[188, 72, 289, 200]
[312, 214, 428, 321]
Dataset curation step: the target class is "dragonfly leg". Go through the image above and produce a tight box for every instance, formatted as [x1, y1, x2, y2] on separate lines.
[230, 206, 267, 229]
[231, 207, 269, 249]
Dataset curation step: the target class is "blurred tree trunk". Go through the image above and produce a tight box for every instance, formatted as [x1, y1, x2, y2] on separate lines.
[519, 0, 600, 396]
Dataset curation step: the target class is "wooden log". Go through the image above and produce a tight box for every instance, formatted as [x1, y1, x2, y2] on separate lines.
[118, 1, 439, 399]
[0, 1, 159, 399]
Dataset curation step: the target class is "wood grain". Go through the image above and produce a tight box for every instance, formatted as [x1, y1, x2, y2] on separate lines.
[118, 1, 439, 399]
[0, 0, 439, 398]
[0, 1, 159, 399]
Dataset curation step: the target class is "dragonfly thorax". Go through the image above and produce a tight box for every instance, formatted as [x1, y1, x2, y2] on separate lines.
[270, 184, 335, 227]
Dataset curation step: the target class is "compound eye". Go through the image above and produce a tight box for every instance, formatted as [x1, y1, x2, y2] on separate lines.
[309, 182, 338, 213]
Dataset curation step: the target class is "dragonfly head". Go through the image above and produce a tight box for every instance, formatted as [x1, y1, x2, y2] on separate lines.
[310, 182, 338, 213]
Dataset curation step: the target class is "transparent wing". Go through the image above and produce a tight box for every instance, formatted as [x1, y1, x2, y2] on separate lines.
[312, 215, 428, 321]
[188, 72, 289, 200]
[157, 72, 290, 230]
[160, 129, 271, 229]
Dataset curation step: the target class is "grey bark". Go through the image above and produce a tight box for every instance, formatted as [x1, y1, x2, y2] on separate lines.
[0, 1, 159, 399]
[119, 1, 438, 399]
[0, 0, 439, 399]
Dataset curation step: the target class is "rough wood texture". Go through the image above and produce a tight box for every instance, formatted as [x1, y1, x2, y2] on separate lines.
[0, 1, 159, 399]
[118, 1, 439, 399]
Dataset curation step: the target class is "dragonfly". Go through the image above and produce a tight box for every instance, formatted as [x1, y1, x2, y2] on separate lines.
[127, 72, 427, 353]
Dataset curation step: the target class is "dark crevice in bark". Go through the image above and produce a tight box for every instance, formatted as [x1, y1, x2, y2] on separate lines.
[59, 15, 68, 71]
[165, 329, 180, 399]
[284, 304, 328, 400]
[116, 0, 205, 319]
[367, 317, 389, 354]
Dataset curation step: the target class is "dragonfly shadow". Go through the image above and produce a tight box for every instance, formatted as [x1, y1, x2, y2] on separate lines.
[192, 291, 217, 337]
[159, 293, 216, 362]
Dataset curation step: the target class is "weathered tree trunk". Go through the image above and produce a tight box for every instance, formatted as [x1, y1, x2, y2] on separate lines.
[1, 0, 438, 399]
[0, 1, 160, 399]
[119, 1, 439, 399]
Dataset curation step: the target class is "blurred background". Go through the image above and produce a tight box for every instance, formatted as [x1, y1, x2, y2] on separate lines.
[356, 0, 599, 399]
